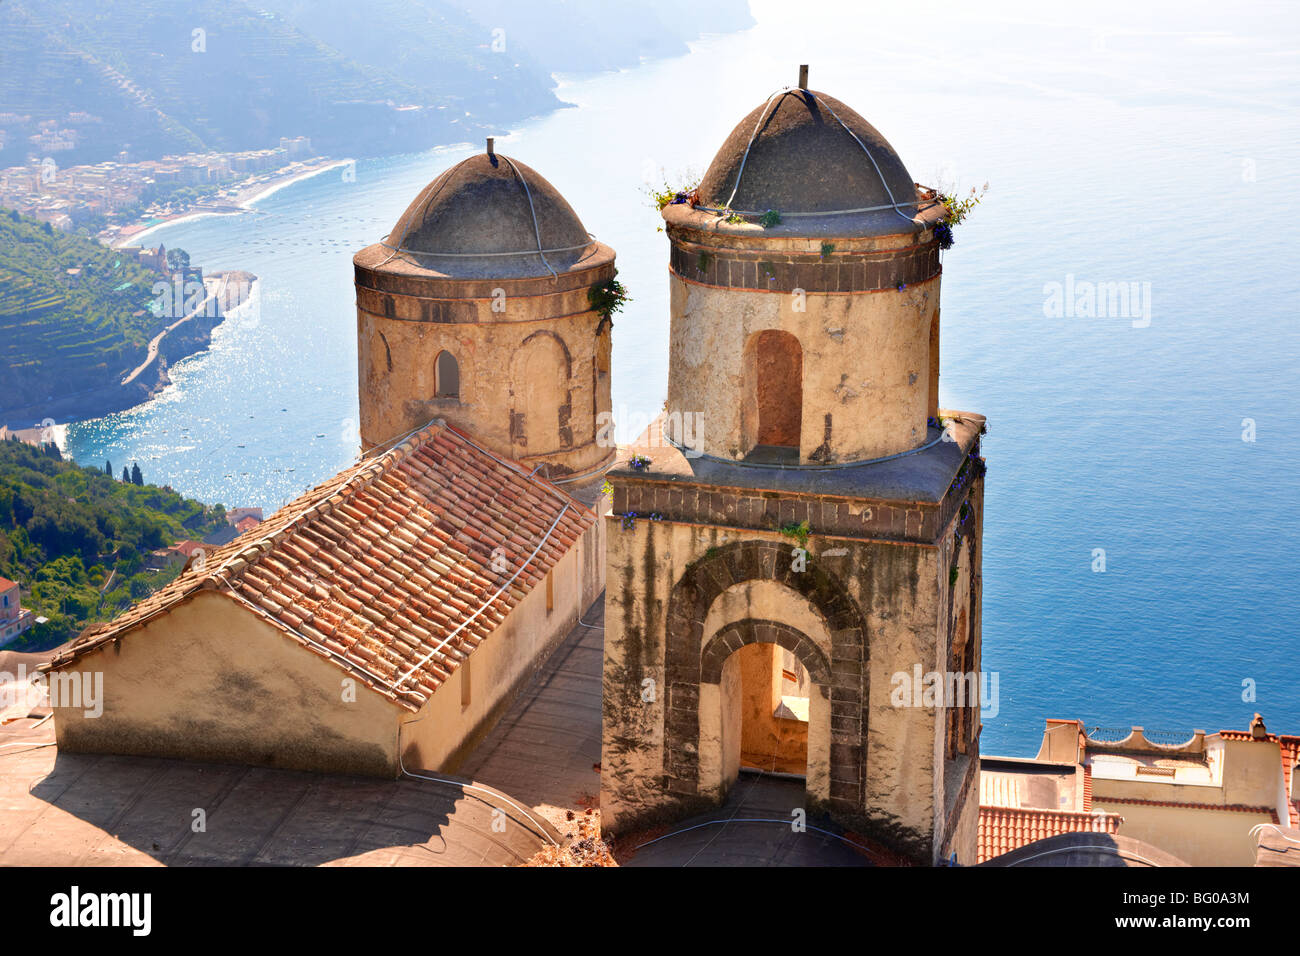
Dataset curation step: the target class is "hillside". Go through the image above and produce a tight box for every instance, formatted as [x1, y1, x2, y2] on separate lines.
[0, 0, 552, 169]
[0, 437, 228, 650]
[0, 209, 170, 415]
[0, 0, 754, 169]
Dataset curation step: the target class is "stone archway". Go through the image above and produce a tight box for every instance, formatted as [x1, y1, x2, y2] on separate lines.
[697, 618, 833, 801]
[664, 539, 869, 813]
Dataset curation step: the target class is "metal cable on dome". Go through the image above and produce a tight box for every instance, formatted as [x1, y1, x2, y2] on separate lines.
[811, 92, 918, 227]
[377, 154, 474, 267]
[724, 87, 800, 212]
[717, 86, 920, 227]
[500, 154, 559, 282]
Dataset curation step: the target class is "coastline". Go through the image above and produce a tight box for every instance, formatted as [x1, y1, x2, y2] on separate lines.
[0, 270, 256, 431]
[110, 158, 352, 249]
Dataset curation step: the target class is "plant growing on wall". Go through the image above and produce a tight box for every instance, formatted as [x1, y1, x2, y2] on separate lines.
[620, 512, 637, 530]
[779, 520, 811, 549]
[644, 171, 700, 212]
[933, 182, 989, 250]
[723, 210, 745, 224]
[590, 274, 630, 335]
[759, 209, 783, 229]
[629, 454, 652, 471]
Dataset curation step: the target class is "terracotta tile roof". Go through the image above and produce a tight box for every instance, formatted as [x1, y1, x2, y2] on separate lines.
[978, 806, 1121, 865]
[1218, 729, 1270, 741]
[0, 576, 16, 591]
[1281, 737, 1300, 827]
[42, 422, 595, 712]
[1093, 796, 1278, 819]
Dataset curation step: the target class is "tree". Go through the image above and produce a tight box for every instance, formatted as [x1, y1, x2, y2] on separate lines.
[104, 460, 112, 477]
[166, 247, 190, 273]
[121, 466, 130, 483]
[130, 462, 143, 486]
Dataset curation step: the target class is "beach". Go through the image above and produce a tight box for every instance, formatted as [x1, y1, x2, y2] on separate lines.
[109, 158, 352, 249]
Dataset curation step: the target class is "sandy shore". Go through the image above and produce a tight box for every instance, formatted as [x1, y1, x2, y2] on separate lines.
[110, 158, 351, 248]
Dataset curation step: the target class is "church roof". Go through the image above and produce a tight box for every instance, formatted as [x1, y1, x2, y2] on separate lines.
[42, 422, 595, 712]
[378, 151, 596, 279]
[697, 88, 917, 219]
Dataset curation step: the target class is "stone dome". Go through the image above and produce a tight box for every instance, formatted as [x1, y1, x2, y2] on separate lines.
[697, 89, 917, 218]
[382, 151, 594, 277]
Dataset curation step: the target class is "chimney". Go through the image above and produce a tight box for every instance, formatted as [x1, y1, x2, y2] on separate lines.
[798, 64, 809, 89]
[1251, 712, 1267, 739]
[486, 137, 495, 157]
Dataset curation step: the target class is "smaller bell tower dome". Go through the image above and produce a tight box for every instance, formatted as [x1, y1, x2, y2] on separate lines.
[352, 141, 617, 486]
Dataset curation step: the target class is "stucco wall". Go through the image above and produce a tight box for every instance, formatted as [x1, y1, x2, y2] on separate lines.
[664, 266, 939, 463]
[52, 590, 400, 775]
[1088, 801, 1270, 866]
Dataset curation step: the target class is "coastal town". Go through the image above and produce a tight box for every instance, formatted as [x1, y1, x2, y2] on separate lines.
[0, 133, 341, 246]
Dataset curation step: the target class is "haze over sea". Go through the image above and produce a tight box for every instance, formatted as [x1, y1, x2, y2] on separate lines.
[63, 0, 1300, 755]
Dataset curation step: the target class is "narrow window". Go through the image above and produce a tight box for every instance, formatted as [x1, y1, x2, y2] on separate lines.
[435, 350, 459, 399]
[545, 570, 554, 613]
[460, 657, 471, 709]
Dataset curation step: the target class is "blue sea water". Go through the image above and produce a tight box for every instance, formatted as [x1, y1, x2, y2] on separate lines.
[62, 0, 1300, 755]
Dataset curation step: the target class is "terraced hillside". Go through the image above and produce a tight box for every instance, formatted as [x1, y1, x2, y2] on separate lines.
[0, 210, 165, 416]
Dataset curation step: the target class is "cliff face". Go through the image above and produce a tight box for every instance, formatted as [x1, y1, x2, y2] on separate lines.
[0, 271, 252, 428]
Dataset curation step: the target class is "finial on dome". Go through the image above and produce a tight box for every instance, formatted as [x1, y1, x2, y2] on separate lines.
[798, 64, 808, 89]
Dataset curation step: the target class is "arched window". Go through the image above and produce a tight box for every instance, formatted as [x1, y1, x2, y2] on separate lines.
[435, 350, 459, 399]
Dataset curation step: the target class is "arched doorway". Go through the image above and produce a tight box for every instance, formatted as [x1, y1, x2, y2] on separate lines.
[696, 619, 832, 802]
[663, 539, 870, 815]
[742, 329, 802, 462]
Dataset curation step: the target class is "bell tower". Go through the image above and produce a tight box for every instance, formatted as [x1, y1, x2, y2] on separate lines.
[600, 71, 987, 864]
[352, 140, 617, 486]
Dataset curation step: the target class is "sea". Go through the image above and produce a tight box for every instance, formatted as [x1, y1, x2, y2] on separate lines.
[60, 0, 1300, 756]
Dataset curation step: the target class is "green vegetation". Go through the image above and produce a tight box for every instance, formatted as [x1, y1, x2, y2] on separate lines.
[0, 209, 168, 412]
[0, 438, 227, 650]
[820, 241, 836, 258]
[644, 169, 700, 212]
[779, 520, 811, 549]
[937, 183, 989, 226]
[758, 209, 783, 229]
[589, 274, 631, 334]
[724, 211, 746, 225]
